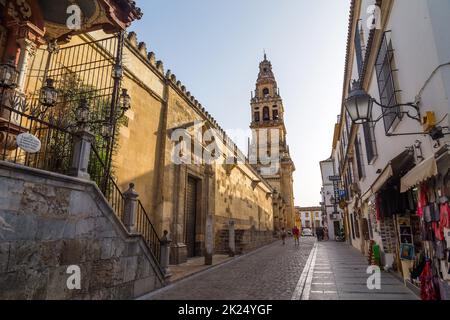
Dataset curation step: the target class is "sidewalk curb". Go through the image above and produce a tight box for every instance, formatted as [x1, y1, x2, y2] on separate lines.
[136, 239, 281, 300]
[292, 241, 318, 300]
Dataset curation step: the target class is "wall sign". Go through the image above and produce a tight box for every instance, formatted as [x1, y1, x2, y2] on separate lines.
[16, 133, 41, 153]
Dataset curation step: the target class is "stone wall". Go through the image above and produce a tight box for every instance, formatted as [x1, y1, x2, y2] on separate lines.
[215, 228, 276, 255]
[0, 161, 164, 300]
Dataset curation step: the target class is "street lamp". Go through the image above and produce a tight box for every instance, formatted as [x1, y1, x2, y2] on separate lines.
[0, 59, 19, 89]
[39, 78, 58, 107]
[119, 88, 131, 113]
[345, 80, 420, 125]
[75, 99, 90, 126]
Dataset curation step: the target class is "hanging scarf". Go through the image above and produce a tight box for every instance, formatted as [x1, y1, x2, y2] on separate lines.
[420, 261, 439, 300]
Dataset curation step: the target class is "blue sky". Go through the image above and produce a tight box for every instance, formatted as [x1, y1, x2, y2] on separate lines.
[131, 0, 351, 206]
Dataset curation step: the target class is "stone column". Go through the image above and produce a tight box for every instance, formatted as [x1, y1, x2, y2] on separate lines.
[123, 183, 139, 233]
[228, 220, 236, 257]
[160, 230, 172, 278]
[16, 38, 36, 92]
[204, 164, 215, 265]
[205, 215, 214, 265]
[69, 128, 95, 180]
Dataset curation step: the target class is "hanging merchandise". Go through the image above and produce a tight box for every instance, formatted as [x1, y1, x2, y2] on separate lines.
[441, 203, 450, 229]
[433, 240, 446, 260]
[434, 222, 445, 241]
[438, 279, 450, 300]
[417, 183, 428, 218]
[420, 260, 440, 300]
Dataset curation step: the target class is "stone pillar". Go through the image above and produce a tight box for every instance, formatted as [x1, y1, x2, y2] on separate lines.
[205, 215, 214, 265]
[123, 183, 138, 233]
[16, 38, 36, 92]
[160, 230, 172, 278]
[228, 220, 236, 257]
[69, 128, 95, 180]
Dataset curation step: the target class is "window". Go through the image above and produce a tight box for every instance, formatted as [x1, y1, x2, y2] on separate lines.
[273, 109, 279, 120]
[375, 33, 399, 133]
[263, 107, 270, 121]
[263, 88, 269, 97]
[353, 214, 360, 238]
[254, 112, 260, 122]
[363, 122, 377, 164]
[350, 213, 356, 240]
[355, 136, 365, 180]
[354, 21, 364, 77]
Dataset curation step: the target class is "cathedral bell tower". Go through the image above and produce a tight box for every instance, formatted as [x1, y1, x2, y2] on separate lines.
[250, 54, 296, 230]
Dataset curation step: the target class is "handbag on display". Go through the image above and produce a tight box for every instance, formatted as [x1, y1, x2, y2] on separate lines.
[433, 203, 441, 222]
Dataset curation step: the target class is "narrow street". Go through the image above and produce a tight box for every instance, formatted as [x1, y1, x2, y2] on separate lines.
[145, 238, 315, 300]
[144, 238, 418, 301]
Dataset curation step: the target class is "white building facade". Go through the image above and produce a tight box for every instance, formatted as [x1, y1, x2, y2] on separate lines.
[330, 0, 450, 295]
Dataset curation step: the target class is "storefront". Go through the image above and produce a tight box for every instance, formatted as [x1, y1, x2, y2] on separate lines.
[361, 149, 418, 278]
[400, 144, 450, 300]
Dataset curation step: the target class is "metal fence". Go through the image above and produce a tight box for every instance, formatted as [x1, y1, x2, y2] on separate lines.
[137, 200, 162, 264]
[0, 33, 163, 268]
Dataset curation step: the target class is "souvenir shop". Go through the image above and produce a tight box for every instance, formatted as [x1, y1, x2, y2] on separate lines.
[399, 145, 450, 300]
[364, 148, 450, 299]
[365, 150, 419, 278]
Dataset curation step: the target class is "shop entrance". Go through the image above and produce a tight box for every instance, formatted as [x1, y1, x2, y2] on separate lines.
[185, 176, 199, 258]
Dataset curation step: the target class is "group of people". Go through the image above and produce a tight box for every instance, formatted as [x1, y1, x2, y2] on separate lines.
[280, 226, 301, 246]
[280, 225, 329, 245]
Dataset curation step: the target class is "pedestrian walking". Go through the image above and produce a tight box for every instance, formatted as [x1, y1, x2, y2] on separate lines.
[292, 225, 300, 246]
[316, 226, 324, 242]
[281, 227, 287, 245]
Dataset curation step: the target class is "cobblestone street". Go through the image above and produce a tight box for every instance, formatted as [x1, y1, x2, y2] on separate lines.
[143, 238, 419, 301]
[145, 237, 316, 300]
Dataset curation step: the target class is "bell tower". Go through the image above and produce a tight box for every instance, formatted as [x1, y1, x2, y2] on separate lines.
[250, 54, 296, 230]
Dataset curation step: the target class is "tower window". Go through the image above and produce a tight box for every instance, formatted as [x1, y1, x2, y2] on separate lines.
[254, 112, 260, 122]
[263, 107, 270, 121]
[273, 109, 279, 120]
[263, 88, 269, 97]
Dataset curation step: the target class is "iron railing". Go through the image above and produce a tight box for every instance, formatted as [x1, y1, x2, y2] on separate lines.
[0, 91, 75, 173]
[90, 145, 125, 222]
[137, 200, 162, 264]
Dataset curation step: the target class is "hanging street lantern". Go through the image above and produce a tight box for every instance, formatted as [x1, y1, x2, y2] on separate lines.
[119, 88, 131, 113]
[40, 78, 58, 107]
[344, 80, 373, 124]
[0, 59, 19, 89]
[113, 63, 124, 80]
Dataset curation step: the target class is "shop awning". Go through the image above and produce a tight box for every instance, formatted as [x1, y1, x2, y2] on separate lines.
[362, 149, 415, 199]
[400, 156, 438, 193]
[372, 165, 394, 194]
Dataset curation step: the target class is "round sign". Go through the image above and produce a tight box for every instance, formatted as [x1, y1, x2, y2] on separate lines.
[16, 133, 42, 153]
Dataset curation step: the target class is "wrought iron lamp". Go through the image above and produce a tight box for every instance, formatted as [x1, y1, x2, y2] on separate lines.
[345, 80, 420, 125]
[0, 59, 19, 89]
[119, 88, 131, 113]
[39, 78, 58, 107]
[75, 98, 90, 126]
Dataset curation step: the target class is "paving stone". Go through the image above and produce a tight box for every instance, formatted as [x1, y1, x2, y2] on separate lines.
[148, 238, 316, 300]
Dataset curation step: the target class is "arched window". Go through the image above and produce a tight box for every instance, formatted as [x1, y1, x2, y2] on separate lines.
[263, 107, 270, 121]
[262, 88, 269, 97]
[273, 109, 279, 120]
[254, 112, 260, 122]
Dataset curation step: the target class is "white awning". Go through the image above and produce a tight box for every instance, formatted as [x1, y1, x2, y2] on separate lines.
[400, 156, 438, 193]
[372, 165, 394, 194]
